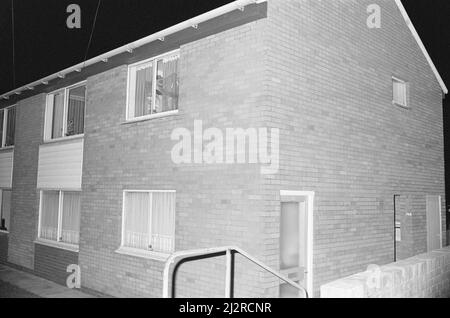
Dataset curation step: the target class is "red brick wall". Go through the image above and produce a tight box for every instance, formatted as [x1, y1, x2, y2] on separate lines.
[261, 0, 446, 296]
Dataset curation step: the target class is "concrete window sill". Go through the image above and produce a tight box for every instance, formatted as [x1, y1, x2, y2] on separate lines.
[122, 110, 179, 125]
[115, 246, 170, 262]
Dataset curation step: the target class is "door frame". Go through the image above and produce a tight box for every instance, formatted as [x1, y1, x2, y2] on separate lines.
[426, 195, 443, 251]
[280, 190, 314, 297]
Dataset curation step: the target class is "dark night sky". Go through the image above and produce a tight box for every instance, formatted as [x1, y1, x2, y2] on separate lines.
[0, 0, 449, 94]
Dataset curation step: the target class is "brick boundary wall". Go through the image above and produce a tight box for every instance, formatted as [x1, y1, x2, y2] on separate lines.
[320, 246, 450, 298]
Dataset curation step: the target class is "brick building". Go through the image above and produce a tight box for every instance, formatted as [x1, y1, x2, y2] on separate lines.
[0, 0, 447, 298]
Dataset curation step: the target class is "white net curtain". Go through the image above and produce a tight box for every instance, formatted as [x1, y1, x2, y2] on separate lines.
[123, 191, 175, 253]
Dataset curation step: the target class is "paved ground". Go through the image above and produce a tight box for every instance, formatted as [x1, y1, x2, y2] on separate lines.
[0, 264, 95, 298]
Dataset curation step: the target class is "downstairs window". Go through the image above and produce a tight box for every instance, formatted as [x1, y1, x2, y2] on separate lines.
[39, 190, 81, 245]
[121, 190, 176, 254]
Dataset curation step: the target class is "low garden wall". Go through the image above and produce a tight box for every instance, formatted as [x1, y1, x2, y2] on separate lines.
[320, 246, 450, 298]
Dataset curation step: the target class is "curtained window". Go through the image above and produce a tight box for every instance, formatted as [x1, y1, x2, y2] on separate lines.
[45, 83, 86, 141]
[61, 192, 81, 244]
[39, 190, 81, 245]
[122, 191, 175, 253]
[5, 106, 16, 147]
[40, 191, 60, 241]
[0, 105, 16, 148]
[0, 190, 12, 232]
[393, 78, 408, 107]
[67, 86, 86, 137]
[127, 51, 179, 120]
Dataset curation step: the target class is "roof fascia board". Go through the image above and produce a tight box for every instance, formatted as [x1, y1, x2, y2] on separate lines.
[395, 0, 448, 94]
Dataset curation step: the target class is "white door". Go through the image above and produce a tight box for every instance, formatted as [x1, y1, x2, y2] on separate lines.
[279, 197, 308, 298]
[426, 195, 442, 251]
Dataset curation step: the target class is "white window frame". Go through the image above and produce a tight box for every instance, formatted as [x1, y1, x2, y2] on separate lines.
[0, 188, 12, 233]
[117, 190, 176, 261]
[279, 190, 315, 298]
[126, 50, 180, 122]
[36, 189, 81, 251]
[392, 76, 409, 108]
[0, 105, 16, 149]
[44, 81, 86, 142]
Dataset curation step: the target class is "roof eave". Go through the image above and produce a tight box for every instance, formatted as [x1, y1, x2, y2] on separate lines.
[395, 0, 448, 95]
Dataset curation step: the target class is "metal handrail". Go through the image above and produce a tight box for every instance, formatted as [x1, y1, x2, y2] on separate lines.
[162, 246, 308, 298]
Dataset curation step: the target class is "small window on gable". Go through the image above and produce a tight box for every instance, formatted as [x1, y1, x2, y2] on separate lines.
[393, 77, 408, 107]
[45, 83, 86, 141]
[127, 51, 180, 120]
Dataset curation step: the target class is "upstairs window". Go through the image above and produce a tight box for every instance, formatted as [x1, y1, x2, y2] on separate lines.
[38, 190, 81, 246]
[0, 105, 16, 148]
[127, 51, 179, 120]
[393, 77, 408, 107]
[45, 83, 86, 141]
[121, 190, 176, 254]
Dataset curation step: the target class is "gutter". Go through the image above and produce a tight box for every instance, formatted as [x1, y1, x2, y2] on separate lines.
[1, 0, 267, 100]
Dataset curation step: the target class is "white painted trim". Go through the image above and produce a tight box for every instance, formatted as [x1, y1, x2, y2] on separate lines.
[394, 0, 448, 94]
[34, 238, 79, 253]
[123, 190, 176, 193]
[280, 190, 315, 298]
[280, 190, 315, 197]
[392, 76, 406, 84]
